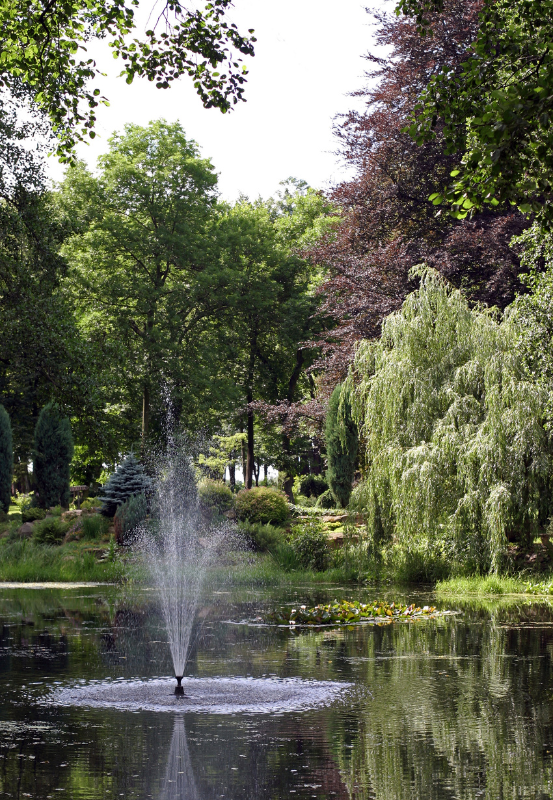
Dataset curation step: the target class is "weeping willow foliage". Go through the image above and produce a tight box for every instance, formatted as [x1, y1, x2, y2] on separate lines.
[344, 268, 553, 575]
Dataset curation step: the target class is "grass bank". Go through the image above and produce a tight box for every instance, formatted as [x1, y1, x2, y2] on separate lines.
[0, 538, 125, 583]
[435, 574, 553, 597]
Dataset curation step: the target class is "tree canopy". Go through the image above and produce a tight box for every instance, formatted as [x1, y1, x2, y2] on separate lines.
[0, 0, 255, 159]
[399, 0, 553, 222]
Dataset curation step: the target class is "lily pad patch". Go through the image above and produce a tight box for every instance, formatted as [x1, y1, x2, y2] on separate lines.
[264, 600, 454, 626]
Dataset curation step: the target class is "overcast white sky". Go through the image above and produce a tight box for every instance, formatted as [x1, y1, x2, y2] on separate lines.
[47, 0, 388, 201]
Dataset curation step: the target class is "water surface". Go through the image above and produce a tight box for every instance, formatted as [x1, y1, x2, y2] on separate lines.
[0, 584, 552, 799]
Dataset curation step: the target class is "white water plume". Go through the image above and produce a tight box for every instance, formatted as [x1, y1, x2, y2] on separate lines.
[140, 439, 228, 679]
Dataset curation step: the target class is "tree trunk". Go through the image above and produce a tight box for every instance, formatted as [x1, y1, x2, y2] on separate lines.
[142, 384, 150, 443]
[228, 462, 236, 490]
[245, 334, 256, 490]
[263, 464, 267, 482]
[245, 404, 254, 489]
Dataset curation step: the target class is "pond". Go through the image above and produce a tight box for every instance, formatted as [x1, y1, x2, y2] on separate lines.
[0, 583, 552, 799]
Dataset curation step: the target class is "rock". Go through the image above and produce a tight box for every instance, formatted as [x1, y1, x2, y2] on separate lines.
[18, 522, 34, 538]
[325, 530, 359, 550]
[62, 509, 82, 521]
[322, 515, 348, 523]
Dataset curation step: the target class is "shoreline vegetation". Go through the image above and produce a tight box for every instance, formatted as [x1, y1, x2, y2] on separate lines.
[1, 534, 553, 601]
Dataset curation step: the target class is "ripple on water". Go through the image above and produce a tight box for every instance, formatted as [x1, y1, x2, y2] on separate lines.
[45, 676, 353, 714]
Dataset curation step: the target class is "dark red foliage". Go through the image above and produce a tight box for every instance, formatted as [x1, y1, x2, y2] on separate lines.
[309, 1, 529, 390]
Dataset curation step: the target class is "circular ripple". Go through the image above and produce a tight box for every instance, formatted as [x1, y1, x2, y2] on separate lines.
[47, 676, 352, 714]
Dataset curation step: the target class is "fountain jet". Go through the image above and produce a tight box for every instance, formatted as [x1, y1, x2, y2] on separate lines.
[175, 676, 184, 696]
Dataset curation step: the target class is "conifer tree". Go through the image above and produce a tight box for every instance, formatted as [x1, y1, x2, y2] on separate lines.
[33, 402, 74, 508]
[100, 453, 151, 517]
[0, 404, 13, 513]
[325, 384, 358, 508]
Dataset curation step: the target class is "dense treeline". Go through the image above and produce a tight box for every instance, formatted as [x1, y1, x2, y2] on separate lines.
[2, 0, 553, 578]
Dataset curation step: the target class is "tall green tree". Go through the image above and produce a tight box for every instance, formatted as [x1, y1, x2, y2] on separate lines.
[325, 384, 358, 508]
[33, 402, 74, 508]
[59, 120, 224, 446]
[215, 184, 333, 490]
[0, 405, 13, 513]
[0, 91, 92, 475]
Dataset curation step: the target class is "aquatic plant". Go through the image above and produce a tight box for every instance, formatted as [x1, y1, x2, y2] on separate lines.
[345, 268, 553, 575]
[266, 599, 446, 626]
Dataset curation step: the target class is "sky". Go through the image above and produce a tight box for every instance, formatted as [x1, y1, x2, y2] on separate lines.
[46, 0, 387, 201]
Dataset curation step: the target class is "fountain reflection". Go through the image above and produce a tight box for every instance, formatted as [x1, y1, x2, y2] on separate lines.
[159, 717, 200, 800]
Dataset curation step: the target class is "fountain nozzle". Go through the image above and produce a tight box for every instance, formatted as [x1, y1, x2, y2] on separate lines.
[175, 676, 184, 696]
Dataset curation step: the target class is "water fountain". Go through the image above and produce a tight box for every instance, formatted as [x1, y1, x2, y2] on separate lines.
[140, 442, 223, 695]
[47, 439, 352, 714]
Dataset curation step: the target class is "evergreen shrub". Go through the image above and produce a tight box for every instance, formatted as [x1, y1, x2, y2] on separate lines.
[290, 521, 330, 571]
[100, 454, 151, 517]
[315, 489, 335, 509]
[346, 268, 553, 575]
[325, 384, 358, 508]
[198, 479, 234, 514]
[114, 492, 147, 544]
[21, 507, 47, 523]
[238, 520, 285, 552]
[0, 405, 12, 514]
[33, 403, 74, 508]
[235, 487, 289, 525]
[299, 475, 328, 498]
[33, 517, 69, 544]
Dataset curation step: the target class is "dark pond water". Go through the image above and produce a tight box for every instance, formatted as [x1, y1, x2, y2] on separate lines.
[0, 583, 552, 799]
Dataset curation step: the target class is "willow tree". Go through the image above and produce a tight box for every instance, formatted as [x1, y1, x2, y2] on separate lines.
[346, 268, 552, 576]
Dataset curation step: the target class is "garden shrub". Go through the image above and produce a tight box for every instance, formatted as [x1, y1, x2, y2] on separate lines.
[299, 474, 328, 498]
[82, 514, 110, 540]
[33, 402, 74, 508]
[198, 479, 234, 514]
[238, 521, 286, 552]
[0, 405, 12, 514]
[114, 492, 147, 544]
[345, 267, 553, 575]
[290, 522, 330, 572]
[315, 489, 335, 509]
[326, 384, 358, 508]
[100, 453, 151, 517]
[80, 497, 102, 511]
[33, 516, 69, 544]
[21, 507, 47, 523]
[235, 487, 289, 525]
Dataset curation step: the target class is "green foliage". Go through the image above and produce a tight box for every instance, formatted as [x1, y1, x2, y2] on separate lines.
[80, 497, 102, 511]
[113, 493, 147, 544]
[325, 384, 358, 508]
[21, 507, 46, 523]
[0, 0, 255, 160]
[99, 454, 151, 517]
[0, 538, 124, 582]
[265, 599, 442, 625]
[33, 516, 70, 545]
[315, 489, 337, 509]
[198, 479, 234, 514]
[289, 521, 330, 572]
[33, 402, 74, 508]
[238, 521, 286, 552]
[298, 474, 328, 498]
[235, 487, 289, 525]
[346, 268, 553, 575]
[81, 514, 109, 540]
[404, 0, 553, 222]
[0, 405, 12, 513]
